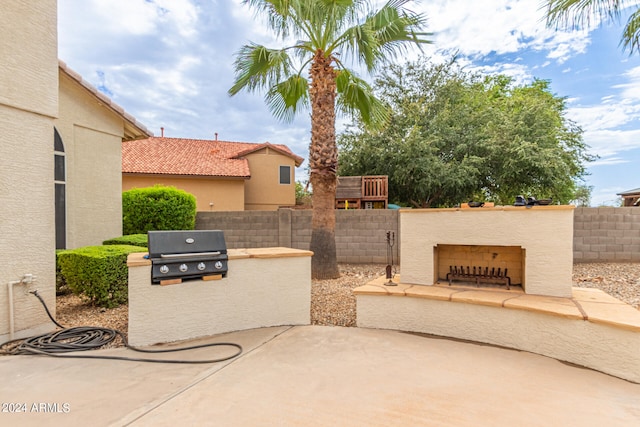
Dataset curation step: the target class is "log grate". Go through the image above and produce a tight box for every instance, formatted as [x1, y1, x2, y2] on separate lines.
[446, 265, 511, 290]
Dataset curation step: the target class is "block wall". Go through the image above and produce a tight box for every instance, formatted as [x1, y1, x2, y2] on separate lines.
[197, 209, 399, 264]
[197, 207, 640, 264]
[573, 207, 640, 262]
[197, 211, 279, 249]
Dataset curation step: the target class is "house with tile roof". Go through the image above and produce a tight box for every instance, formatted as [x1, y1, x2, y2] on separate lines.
[122, 137, 304, 211]
[617, 187, 640, 206]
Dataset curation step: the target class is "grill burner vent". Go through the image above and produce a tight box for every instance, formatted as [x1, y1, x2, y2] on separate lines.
[148, 230, 228, 284]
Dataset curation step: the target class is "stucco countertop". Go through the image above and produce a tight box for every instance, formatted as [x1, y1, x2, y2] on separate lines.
[400, 205, 576, 213]
[127, 247, 313, 267]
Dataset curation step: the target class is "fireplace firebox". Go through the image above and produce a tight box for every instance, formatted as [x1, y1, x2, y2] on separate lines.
[435, 244, 524, 289]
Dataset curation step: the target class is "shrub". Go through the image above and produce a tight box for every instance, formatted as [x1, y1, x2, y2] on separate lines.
[103, 234, 148, 248]
[122, 185, 196, 235]
[55, 249, 70, 296]
[57, 245, 144, 308]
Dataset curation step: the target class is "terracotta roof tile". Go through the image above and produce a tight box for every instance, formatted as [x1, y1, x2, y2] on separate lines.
[233, 142, 304, 166]
[122, 137, 304, 178]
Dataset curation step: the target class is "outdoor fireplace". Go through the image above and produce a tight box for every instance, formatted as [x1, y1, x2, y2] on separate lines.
[400, 205, 575, 297]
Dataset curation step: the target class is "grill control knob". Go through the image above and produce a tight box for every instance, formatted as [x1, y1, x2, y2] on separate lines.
[214, 261, 223, 270]
[197, 262, 206, 271]
[160, 265, 169, 274]
[179, 263, 188, 272]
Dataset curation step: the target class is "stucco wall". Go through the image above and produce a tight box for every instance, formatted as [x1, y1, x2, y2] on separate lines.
[244, 148, 297, 210]
[55, 72, 126, 247]
[0, 1, 58, 116]
[127, 249, 312, 346]
[0, 0, 58, 341]
[123, 175, 246, 212]
[356, 294, 640, 383]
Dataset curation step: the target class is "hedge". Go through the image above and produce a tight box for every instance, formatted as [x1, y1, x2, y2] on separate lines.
[57, 245, 144, 308]
[103, 234, 148, 248]
[122, 185, 196, 235]
[55, 249, 69, 296]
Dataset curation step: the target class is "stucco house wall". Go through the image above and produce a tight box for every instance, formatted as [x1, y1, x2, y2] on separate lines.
[244, 148, 298, 210]
[122, 175, 246, 212]
[55, 67, 150, 248]
[0, 0, 59, 342]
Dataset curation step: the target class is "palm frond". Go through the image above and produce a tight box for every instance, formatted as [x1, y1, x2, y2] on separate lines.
[242, 0, 294, 39]
[228, 43, 293, 96]
[544, 1, 640, 54]
[336, 69, 389, 129]
[265, 75, 310, 122]
[337, 0, 431, 71]
[545, 0, 627, 28]
[622, 8, 640, 53]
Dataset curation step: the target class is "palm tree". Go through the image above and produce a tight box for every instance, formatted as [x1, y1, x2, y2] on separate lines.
[544, 0, 640, 54]
[229, 0, 431, 279]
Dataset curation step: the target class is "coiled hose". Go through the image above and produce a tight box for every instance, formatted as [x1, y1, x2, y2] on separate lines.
[0, 290, 242, 364]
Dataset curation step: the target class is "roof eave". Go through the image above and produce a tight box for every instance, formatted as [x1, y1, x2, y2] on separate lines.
[232, 142, 305, 167]
[59, 60, 153, 140]
[123, 172, 250, 180]
[616, 187, 640, 196]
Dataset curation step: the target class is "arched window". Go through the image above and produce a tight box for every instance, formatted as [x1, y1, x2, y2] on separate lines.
[54, 128, 66, 249]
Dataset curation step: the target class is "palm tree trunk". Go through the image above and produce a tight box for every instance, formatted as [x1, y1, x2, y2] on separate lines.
[309, 51, 340, 279]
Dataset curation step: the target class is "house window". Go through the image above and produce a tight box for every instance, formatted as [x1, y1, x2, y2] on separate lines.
[54, 128, 66, 249]
[279, 165, 291, 185]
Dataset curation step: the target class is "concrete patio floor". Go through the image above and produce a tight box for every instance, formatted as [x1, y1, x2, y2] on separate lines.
[1, 325, 639, 426]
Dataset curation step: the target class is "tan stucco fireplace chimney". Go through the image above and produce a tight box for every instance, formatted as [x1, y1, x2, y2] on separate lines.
[400, 205, 575, 298]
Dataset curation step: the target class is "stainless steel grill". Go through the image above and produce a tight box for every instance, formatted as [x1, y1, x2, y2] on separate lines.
[148, 230, 228, 284]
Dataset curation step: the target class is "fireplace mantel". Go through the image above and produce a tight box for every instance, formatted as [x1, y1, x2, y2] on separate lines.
[400, 205, 575, 297]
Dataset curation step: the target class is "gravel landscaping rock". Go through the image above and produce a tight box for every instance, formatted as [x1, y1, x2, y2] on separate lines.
[572, 262, 640, 310]
[55, 262, 639, 348]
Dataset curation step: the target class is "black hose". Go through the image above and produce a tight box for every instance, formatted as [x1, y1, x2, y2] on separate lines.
[0, 290, 242, 364]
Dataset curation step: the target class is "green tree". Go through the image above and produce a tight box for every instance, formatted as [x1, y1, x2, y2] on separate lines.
[571, 185, 593, 206]
[544, 0, 640, 54]
[229, 0, 430, 278]
[338, 58, 595, 206]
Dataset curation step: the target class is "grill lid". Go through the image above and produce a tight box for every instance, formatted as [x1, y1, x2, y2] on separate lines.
[148, 230, 227, 258]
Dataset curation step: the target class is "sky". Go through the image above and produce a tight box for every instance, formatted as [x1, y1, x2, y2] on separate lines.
[57, 0, 640, 206]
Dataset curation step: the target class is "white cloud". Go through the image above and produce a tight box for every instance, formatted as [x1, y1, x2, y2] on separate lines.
[613, 65, 640, 100]
[581, 129, 640, 158]
[568, 103, 640, 132]
[87, 0, 199, 38]
[564, 64, 640, 164]
[399, 0, 592, 62]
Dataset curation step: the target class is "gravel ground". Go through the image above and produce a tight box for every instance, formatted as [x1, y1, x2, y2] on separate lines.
[55, 262, 639, 348]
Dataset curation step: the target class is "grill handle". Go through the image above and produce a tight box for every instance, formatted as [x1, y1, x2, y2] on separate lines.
[159, 251, 222, 258]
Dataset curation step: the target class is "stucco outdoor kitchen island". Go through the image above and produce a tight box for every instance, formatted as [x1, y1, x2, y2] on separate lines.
[127, 247, 312, 346]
